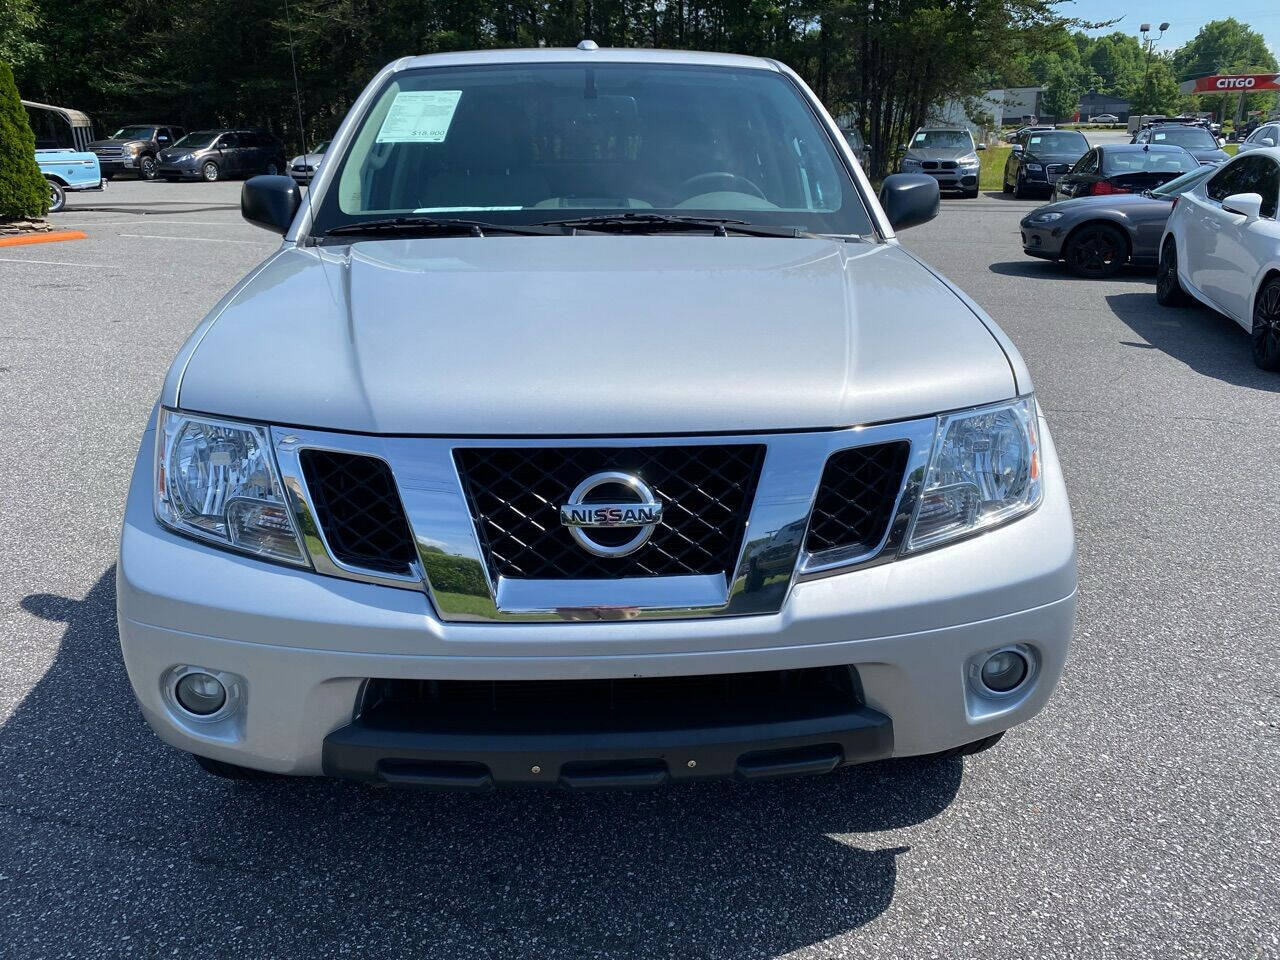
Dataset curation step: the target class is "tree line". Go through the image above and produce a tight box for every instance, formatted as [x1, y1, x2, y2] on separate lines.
[2, 1, 1276, 179]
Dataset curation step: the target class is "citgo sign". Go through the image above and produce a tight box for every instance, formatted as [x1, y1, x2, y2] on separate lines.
[1189, 74, 1280, 93]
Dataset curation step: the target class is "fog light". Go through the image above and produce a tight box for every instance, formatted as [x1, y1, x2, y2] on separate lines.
[175, 671, 227, 715]
[979, 650, 1029, 693]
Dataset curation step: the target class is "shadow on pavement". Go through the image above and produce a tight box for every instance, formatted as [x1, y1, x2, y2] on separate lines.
[988, 259, 1153, 283]
[3, 567, 964, 958]
[1105, 292, 1278, 393]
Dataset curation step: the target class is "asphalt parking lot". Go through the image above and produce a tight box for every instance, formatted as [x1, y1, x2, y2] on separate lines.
[1, 173, 1277, 959]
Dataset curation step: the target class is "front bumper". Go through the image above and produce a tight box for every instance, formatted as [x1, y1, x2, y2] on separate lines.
[1020, 222, 1065, 259]
[903, 166, 979, 191]
[118, 415, 1077, 782]
[156, 158, 201, 178]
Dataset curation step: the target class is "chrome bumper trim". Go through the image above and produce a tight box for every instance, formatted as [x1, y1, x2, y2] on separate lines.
[271, 418, 939, 623]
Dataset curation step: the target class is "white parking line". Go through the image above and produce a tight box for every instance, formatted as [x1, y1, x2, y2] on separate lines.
[0, 255, 114, 267]
[56, 219, 242, 227]
[119, 233, 267, 245]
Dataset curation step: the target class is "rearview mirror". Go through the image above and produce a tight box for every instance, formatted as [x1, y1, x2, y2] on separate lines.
[242, 175, 301, 234]
[880, 174, 940, 231]
[1221, 192, 1263, 220]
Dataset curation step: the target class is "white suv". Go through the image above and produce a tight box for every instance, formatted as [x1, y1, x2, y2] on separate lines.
[1158, 147, 1280, 370]
[117, 47, 1076, 787]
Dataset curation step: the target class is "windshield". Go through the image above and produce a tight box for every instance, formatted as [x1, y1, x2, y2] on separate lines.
[173, 131, 219, 149]
[313, 140, 331, 154]
[1150, 164, 1214, 197]
[911, 130, 973, 150]
[313, 62, 871, 237]
[1026, 132, 1087, 153]
[1102, 149, 1200, 176]
[1149, 127, 1216, 150]
[111, 126, 155, 140]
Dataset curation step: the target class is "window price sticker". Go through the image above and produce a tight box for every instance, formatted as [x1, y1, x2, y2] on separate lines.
[376, 90, 463, 143]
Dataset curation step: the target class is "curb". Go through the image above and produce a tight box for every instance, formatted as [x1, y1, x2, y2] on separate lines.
[0, 230, 88, 248]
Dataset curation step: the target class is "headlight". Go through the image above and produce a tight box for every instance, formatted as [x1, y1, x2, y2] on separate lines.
[905, 397, 1042, 552]
[902, 158, 921, 170]
[155, 410, 308, 565]
[1025, 163, 1044, 172]
[959, 154, 980, 167]
[1030, 211, 1063, 223]
[125, 143, 142, 155]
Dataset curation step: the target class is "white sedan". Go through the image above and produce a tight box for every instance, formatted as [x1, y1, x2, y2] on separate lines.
[1159, 146, 1280, 370]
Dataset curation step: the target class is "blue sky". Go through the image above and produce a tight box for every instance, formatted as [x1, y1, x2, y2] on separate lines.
[1063, 0, 1280, 62]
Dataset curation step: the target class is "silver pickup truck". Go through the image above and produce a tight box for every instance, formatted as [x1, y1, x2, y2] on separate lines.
[117, 46, 1076, 789]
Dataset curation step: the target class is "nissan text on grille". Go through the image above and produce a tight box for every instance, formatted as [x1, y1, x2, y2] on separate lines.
[118, 45, 1076, 787]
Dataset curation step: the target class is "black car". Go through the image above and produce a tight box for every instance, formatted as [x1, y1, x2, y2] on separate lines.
[155, 129, 287, 182]
[1051, 144, 1201, 202]
[1132, 122, 1229, 165]
[87, 124, 186, 180]
[1003, 129, 1090, 198]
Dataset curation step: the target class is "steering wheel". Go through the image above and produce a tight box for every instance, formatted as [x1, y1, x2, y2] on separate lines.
[674, 171, 767, 202]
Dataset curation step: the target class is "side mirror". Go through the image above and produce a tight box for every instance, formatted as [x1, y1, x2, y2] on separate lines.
[1221, 192, 1263, 221]
[880, 173, 940, 231]
[976, 142, 987, 151]
[242, 175, 301, 234]
[1011, 144, 1023, 154]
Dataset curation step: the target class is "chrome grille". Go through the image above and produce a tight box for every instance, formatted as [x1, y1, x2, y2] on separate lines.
[300, 450, 417, 576]
[454, 445, 765, 581]
[94, 147, 124, 158]
[804, 442, 910, 557]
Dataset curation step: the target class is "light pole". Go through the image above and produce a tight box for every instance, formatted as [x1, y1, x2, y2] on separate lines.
[1139, 22, 1170, 115]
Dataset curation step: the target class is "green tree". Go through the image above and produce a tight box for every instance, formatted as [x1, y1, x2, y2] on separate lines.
[0, 0, 40, 67]
[1129, 57, 1181, 116]
[1042, 61, 1081, 121]
[0, 59, 48, 220]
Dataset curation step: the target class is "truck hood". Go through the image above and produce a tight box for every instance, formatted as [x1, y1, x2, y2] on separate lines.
[88, 138, 143, 150]
[174, 237, 1016, 435]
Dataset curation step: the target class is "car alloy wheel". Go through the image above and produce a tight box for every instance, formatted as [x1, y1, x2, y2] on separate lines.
[1251, 277, 1280, 371]
[1065, 223, 1126, 278]
[202, 161, 220, 182]
[1156, 239, 1189, 307]
[47, 180, 65, 213]
[139, 155, 157, 180]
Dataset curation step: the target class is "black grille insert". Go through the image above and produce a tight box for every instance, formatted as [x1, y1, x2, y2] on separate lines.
[359, 667, 861, 735]
[301, 450, 417, 575]
[454, 445, 765, 581]
[804, 442, 910, 556]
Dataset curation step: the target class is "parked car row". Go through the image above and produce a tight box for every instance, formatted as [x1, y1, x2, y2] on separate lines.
[1017, 143, 1280, 372]
[83, 124, 331, 184]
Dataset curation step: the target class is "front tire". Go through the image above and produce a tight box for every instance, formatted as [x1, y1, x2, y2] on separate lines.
[1064, 222, 1127, 278]
[201, 160, 220, 182]
[1012, 174, 1027, 199]
[1251, 276, 1280, 371]
[1156, 238, 1190, 306]
[963, 186, 979, 199]
[926, 731, 1005, 761]
[46, 180, 65, 213]
[193, 754, 278, 781]
[138, 155, 158, 180]
[264, 159, 280, 176]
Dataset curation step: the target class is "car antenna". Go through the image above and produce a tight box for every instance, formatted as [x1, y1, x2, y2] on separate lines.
[282, 0, 319, 245]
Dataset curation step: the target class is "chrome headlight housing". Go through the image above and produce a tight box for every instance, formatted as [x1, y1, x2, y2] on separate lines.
[905, 397, 1043, 552]
[124, 142, 142, 156]
[155, 410, 308, 565]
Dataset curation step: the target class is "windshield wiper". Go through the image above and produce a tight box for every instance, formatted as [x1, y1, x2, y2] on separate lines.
[533, 213, 810, 238]
[323, 217, 566, 238]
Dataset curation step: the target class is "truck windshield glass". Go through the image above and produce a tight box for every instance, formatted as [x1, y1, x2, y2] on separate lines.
[912, 130, 973, 150]
[1149, 127, 1216, 149]
[111, 126, 156, 140]
[1026, 132, 1087, 152]
[315, 62, 872, 236]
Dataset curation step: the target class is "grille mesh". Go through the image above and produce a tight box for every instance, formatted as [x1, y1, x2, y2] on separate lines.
[804, 442, 910, 556]
[454, 445, 765, 581]
[301, 450, 417, 575]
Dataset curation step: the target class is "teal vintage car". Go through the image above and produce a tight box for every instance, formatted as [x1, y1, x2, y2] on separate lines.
[22, 100, 106, 212]
[35, 149, 106, 212]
